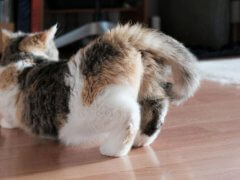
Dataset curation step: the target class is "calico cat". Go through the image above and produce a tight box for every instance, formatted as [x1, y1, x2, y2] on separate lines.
[0, 25, 59, 128]
[0, 24, 200, 157]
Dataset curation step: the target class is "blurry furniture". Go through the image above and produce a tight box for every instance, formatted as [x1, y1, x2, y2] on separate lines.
[55, 21, 115, 48]
[0, 23, 14, 53]
[31, 0, 43, 32]
[231, 0, 240, 42]
[159, 0, 230, 49]
[0, 0, 14, 53]
[31, 0, 148, 47]
[52, 0, 116, 48]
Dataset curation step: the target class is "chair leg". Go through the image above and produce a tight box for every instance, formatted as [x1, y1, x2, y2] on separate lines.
[55, 21, 115, 48]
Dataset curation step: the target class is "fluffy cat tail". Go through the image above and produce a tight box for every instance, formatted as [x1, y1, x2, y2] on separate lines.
[107, 23, 201, 104]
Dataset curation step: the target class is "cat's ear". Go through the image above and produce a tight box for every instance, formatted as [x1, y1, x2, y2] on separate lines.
[19, 24, 58, 52]
[1, 29, 13, 48]
[46, 24, 58, 41]
[37, 24, 58, 45]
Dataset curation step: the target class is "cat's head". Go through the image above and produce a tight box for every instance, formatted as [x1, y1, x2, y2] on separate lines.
[1, 25, 59, 65]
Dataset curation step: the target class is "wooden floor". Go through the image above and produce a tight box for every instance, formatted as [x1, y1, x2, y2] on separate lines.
[1, 81, 240, 180]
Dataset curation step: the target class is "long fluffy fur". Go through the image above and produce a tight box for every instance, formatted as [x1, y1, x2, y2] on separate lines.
[107, 23, 200, 104]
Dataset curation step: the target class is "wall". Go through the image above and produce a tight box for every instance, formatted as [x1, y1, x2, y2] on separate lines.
[158, 0, 230, 49]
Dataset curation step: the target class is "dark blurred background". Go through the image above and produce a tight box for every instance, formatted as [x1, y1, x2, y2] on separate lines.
[1, 0, 240, 59]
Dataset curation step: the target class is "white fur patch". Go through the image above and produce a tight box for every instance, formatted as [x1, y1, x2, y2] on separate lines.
[0, 61, 36, 129]
[60, 60, 141, 156]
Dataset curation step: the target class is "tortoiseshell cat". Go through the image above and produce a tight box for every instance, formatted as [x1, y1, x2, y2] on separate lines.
[0, 25, 59, 128]
[0, 24, 200, 157]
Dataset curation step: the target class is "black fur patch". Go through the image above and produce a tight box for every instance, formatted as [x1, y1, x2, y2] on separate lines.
[18, 60, 70, 138]
[160, 82, 173, 97]
[0, 36, 26, 65]
[141, 99, 163, 136]
[81, 38, 121, 76]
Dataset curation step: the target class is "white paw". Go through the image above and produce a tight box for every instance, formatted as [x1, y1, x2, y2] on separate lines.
[0, 118, 16, 129]
[100, 125, 136, 157]
[100, 141, 131, 157]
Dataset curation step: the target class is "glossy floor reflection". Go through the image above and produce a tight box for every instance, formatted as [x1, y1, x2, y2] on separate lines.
[1, 81, 240, 180]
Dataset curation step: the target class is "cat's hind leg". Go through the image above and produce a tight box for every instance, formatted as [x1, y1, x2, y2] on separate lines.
[99, 91, 141, 157]
[134, 98, 169, 147]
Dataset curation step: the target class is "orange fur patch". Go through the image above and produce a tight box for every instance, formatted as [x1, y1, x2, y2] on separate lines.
[15, 92, 28, 131]
[19, 34, 46, 53]
[81, 39, 141, 106]
[0, 66, 18, 90]
[81, 59, 135, 105]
